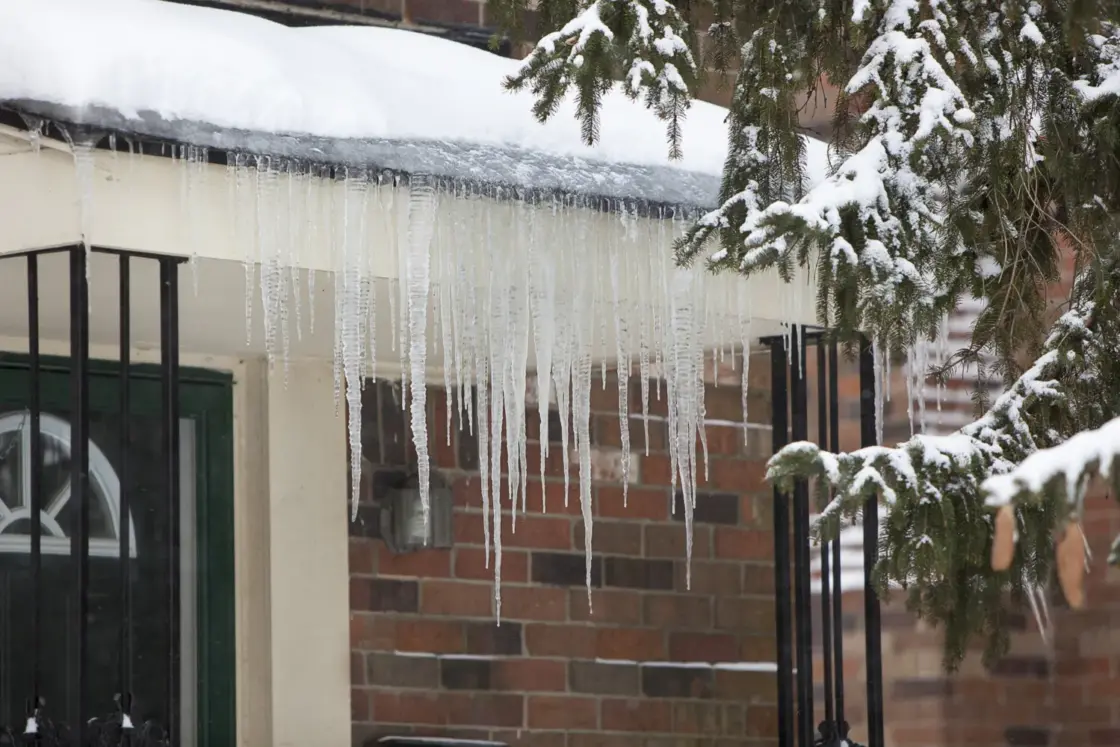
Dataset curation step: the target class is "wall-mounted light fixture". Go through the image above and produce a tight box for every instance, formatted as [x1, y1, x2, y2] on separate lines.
[376, 469, 453, 554]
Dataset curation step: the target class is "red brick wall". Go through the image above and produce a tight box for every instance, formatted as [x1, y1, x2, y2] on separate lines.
[350, 360, 782, 747]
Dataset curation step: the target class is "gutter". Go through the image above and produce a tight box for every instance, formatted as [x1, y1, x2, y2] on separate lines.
[0, 104, 718, 218]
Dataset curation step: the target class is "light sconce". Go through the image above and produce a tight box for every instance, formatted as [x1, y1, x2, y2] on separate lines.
[377, 469, 453, 554]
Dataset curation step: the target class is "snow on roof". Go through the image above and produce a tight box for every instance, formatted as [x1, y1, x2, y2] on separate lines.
[0, 0, 830, 208]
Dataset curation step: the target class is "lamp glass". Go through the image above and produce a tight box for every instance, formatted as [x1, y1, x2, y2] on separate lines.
[395, 490, 432, 549]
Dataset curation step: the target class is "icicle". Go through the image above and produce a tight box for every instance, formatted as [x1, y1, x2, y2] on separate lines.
[477, 355, 492, 569]
[652, 214, 668, 407]
[255, 156, 282, 366]
[288, 162, 304, 346]
[885, 345, 892, 403]
[457, 187, 480, 442]
[62, 127, 99, 296]
[935, 312, 948, 431]
[905, 346, 916, 436]
[608, 240, 631, 505]
[397, 183, 413, 401]
[20, 113, 44, 153]
[482, 206, 507, 613]
[361, 274, 376, 384]
[530, 201, 557, 504]
[738, 286, 753, 434]
[573, 309, 595, 608]
[509, 202, 533, 520]
[553, 223, 574, 510]
[183, 145, 207, 297]
[449, 186, 470, 437]
[330, 170, 346, 414]
[872, 338, 885, 446]
[64, 129, 97, 255]
[436, 196, 456, 447]
[638, 297, 652, 455]
[406, 176, 437, 526]
[1024, 581, 1049, 646]
[232, 154, 256, 349]
[386, 189, 400, 357]
[741, 341, 752, 428]
[916, 329, 928, 433]
[666, 267, 701, 588]
[488, 344, 506, 617]
[340, 168, 373, 519]
[275, 158, 294, 381]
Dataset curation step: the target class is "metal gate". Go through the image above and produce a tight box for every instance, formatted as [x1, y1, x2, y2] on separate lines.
[0, 244, 182, 746]
[765, 327, 885, 747]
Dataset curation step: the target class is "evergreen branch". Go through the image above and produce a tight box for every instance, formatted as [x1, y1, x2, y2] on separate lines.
[675, 17, 812, 272]
[1074, 23, 1120, 101]
[679, 0, 979, 351]
[983, 414, 1120, 519]
[765, 292, 1102, 667]
[504, 0, 698, 154]
[514, 0, 1120, 673]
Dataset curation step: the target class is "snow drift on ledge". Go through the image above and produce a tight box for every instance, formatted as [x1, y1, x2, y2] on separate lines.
[0, 0, 835, 612]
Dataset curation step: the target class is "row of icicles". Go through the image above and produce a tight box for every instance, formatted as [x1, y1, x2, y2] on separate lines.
[52, 127, 981, 613]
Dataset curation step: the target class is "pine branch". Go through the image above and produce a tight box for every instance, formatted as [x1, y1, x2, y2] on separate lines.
[504, 0, 698, 155]
[1074, 23, 1120, 102]
[765, 249, 1120, 667]
[983, 414, 1120, 519]
[517, 0, 1120, 666]
[675, 14, 812, 271]
[677, 0, 981, 352]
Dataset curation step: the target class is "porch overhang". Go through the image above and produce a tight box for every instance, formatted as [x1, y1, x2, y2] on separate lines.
[0, 5, 834, 654]
[0, 120, 820, 366]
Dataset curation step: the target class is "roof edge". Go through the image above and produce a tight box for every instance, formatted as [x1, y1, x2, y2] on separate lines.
[2, 102, 720, 218]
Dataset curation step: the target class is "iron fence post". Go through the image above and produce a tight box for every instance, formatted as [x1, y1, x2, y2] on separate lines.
[69, 246, 92, 747]
[859, 335, 885, 747]
[28, 255, 44, 725]
[767, 336, 794, 747]
[816, 338, 835, 733]
[828, 339, 845, 736]
[789, 327, 814, 747]
[160, 259, 181, 744]
[119, 254, 135, 745]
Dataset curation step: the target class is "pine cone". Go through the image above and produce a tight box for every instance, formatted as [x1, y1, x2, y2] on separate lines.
[1056, 523, 1087, 609]
[991, 504, 1016, 571]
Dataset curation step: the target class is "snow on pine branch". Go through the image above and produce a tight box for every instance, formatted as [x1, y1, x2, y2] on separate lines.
[761, 303, 1101, 666]
[685, 0, 976, 348]
[983, 415, 1120, 511]
[768, 345, 1062, 522]
[505, 0, 697, 157]
[1074, 24, 1120, 102]
[767, 302, 1096, 575]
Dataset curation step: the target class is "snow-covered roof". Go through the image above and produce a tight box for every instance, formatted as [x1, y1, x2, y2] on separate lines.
[0, 0, 830, 209]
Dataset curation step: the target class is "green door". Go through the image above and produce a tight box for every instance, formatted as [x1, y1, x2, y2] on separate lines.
[0, 354, 234, 747]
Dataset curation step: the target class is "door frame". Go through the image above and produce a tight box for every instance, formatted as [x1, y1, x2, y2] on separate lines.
[0, 351, 235, 747]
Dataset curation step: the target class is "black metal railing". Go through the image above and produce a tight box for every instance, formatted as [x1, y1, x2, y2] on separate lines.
[765, 326, 885, 747]
[0, 244, 182, 746]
